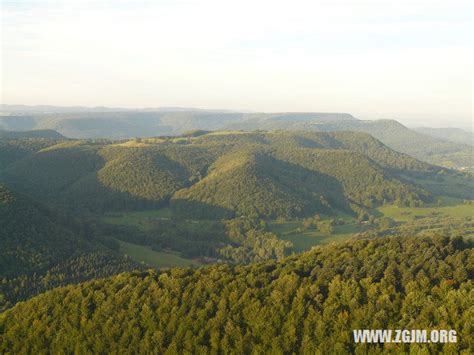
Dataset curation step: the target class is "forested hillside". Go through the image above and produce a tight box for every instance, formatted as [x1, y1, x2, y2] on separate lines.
[0, 184, 137, 311]
[323, 120, 473, 170]
[1, 235, 472, 353]
[0, 131, 436, 217]
[0, 136, 63, 169]
[231, 119, 473, 170]
[1, 131, 472, 313]
[1, 108, 470, 169]
[0, 127, 473, 353]
[413, 127, 473, 146]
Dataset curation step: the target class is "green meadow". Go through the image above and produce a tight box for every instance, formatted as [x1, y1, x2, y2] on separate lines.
[102, 208, 217, 233]
[102, 208, 174, 230]
[376, 198, 474, 222]
[118, 240, 201, 269]
[270, 197, 474, 252]
[104, 196, 474, 257]
[269, 220, 366, 252]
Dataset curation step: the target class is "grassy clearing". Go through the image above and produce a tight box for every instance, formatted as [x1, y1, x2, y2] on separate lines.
[39, 140, 85, 152]
[114, 138, 166, 146]
[105, 199, 473, 255]
[205, 131, 248, 136]
[114, 140, 149, 147]
[119, 240, 201, 269]
[102, 208, 219, 232]
[269, 220, 365, 252]
[377, 199, 474, 222]
[103, 208, 174, 230]
[268, 198, 474, 251]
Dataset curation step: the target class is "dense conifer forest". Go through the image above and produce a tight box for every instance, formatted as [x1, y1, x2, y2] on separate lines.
[2, 0, 473, 350]
[1, 236, 472, 353]
[0, 129, 473, 353]
[0, 131, 447, 218]
[0, 184, 138, 311]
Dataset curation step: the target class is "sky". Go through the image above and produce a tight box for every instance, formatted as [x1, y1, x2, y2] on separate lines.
[1, 0, 472, 129]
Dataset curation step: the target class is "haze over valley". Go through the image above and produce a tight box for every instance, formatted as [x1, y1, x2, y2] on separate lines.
[1, 0, 472, 353]
[1, 105, 472, 171]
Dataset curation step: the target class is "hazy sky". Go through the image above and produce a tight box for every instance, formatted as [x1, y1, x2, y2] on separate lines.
[1, 0, 472, 128]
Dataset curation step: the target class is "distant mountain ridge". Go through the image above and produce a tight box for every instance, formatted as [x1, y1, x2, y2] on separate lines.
[0, 111, 357, 139]
[413, 127, 473, 146]
[0, 129, 65, 139]
[0, 107, 470, 169]
[0, 104, 244, 114]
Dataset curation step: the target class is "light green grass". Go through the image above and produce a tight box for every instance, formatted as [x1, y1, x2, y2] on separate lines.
[39, 140, 85, 152]
[377, 200, 474, 222]
[269, 220, 365, 252]
[119, 240, 201, 269]
[205, 131, 248, 136]
[102, 208, 174, 230]
[103, 208, 219, 232]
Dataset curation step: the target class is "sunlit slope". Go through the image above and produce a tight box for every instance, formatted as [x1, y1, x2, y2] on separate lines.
[1, 235, 471, 353]
[0, 131, 440, 216]
[173, 145, 429, 218]
[173, 149, 349, 218]
[1, 110, 469, 168]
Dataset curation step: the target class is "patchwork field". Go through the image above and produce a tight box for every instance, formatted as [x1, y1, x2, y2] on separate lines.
[103, 196, 474, 258]
[118, 240, 202, 269]
[103, 208, 173, 229]
[268, 220, 366, 252]
[102, 208, 217, 233]
[376, 197, 474, 222]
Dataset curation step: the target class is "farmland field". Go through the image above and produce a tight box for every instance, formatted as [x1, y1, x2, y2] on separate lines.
[102, 208, 218, 233]
[376, 198, 474, 222]
[269, 220, 366, 252]
[102, 208, 174, 230]
[118, 240, 202, 269]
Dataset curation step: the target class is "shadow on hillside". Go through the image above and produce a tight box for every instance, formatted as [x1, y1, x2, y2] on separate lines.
[257, 153, 353, 217]
[169, 198, 234, 219]
[1, 146, 171, 214]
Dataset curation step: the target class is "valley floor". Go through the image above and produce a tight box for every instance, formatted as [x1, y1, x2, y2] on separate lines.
[118, 240, 202, 269]
[101, 197, 474, 267]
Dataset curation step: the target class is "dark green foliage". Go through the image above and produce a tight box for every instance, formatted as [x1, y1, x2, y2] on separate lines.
[0, 138, 61, 169]
[219, 218, 293, 263]
[170, 131, 434, 218]
[97, 146, 190, 201]
[0, 185, 14, 205]
[0, 184, 137, 311]
[316, 220, 334, 234]
[306, 119, 473, 169]
[103, 219, 227, 259]
[267, 130, 434, 171]
[181, 129, 212, 137]
[0, 131, 438, 217]
[274, 147, 430, 209]
[1, 236, 471, 353]
[173, 149, 350, 218]
[402, 169, 474, 200]
[2, 142, 103, 201]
